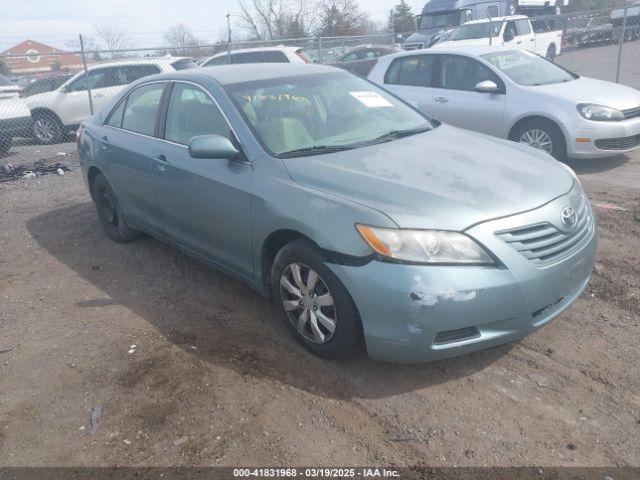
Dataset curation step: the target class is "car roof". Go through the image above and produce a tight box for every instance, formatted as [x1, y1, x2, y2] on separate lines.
[170, 63, 339, 85]
[464, 15, 529, 24]
[86, 57, 186, 70]
[389, 45, 520, 58]
[208, 46, 302, 59]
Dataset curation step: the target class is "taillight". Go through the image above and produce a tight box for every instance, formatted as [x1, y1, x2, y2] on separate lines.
[295, 50, 311, 64]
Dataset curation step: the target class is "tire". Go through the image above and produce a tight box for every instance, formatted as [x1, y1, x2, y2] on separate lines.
[507, 0, 518, 16]
[511, 119, 567, 161]
[546, 44, 557, 62]
[271, 239, 362, 360]
[32, 111, 63, 144]
[91, 173, 142, 243]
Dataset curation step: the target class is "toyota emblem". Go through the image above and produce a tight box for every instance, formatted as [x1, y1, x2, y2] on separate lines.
[561, 207, 578, 229]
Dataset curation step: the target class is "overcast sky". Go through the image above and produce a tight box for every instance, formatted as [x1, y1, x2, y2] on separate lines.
[0, 0, 425, 51]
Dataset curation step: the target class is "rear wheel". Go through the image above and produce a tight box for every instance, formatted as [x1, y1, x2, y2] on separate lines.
[271, 239, 362, 359]
[512, 118, 567, 161]
[91, 173, 142, 243]
[33, 111, 63, 144]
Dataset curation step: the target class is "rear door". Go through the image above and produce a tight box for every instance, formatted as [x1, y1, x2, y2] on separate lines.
[381, 54, 436, 115]
[152, 82, 253, 276]
[430, 54, 506, 137]
[101, 82, 167, 233]
[515, 19, 536, 52]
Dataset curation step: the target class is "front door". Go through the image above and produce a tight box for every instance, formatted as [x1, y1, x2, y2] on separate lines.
[430, 54, 506, 137]
[152, 82, 253, 277]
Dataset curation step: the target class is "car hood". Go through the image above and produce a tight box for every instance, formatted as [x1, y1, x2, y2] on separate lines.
[25, 90, 60, 107]
[405, 29, 442, 45]
[532, 76, 640, 110]
[281, 125, 574, 231]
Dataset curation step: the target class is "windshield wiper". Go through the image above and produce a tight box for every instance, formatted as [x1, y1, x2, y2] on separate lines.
[367, 127, 431, 144]
[278, 144, 355, 158]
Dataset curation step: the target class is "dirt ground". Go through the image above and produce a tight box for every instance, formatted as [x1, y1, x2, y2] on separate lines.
[0, 149, 638, 468]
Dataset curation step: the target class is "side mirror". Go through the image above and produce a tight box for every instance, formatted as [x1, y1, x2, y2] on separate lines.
[188, 134, 239, 160]
[475, 80, 500, 93]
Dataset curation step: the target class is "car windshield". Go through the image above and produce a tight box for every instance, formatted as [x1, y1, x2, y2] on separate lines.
[225, 71, 432, 156]
[419, 11, 461, 29]
[449, 22, 504, 40]
[482, 50, 577, 86]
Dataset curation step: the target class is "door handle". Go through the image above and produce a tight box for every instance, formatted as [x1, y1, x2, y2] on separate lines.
[516, 41, 522, 44]
[153, 154, 170, 172]
[434, 97, 449, 103]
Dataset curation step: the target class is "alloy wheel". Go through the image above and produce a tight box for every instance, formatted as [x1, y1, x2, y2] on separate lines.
[33, 118, 56, 143]
[280, 263, 337, 344]
[519, 128, 553, 154]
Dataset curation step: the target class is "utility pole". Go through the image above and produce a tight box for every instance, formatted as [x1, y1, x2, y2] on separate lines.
[616, 0, 629, 84]
[79, 34, 94, 116]
[226, 13, 232, 65]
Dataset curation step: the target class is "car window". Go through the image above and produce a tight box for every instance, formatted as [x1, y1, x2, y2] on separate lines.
[385, 55, 436, 87]
[106, 100, 126, 128]
[460, 8, 473, 23]
[261, 51, 289, 62]
[504, 21, 518, 41]
[450, 22, 503, 41]
[516, 19, 532, 35]
[121, 83, 165, 136]
[486, 6, 499, 16]
[121, 64, 161, 83]
[165, 83, 231, 145]
[65, 72, 89, 92]
[205, 55, 230, 66]
[233, 52, 263, 63]
[437, 55, 499, 91]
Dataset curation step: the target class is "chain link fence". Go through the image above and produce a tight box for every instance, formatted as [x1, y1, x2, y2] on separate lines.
[0, 3, 638, 160]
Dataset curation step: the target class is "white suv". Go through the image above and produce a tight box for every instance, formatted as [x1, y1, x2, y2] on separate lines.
[26, 58, 194, 144]
[200, 47, 311, 67]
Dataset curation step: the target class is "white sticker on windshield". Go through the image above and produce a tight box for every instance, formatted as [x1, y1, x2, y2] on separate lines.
[349, 91, 393, 108]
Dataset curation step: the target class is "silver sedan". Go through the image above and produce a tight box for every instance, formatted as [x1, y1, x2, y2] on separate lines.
[368, 46, 640, 160]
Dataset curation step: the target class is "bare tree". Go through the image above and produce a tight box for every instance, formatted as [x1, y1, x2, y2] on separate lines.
[95, 22, 133, 57]
[64, 36, 102, 60]
[317, 0, 369, 37]
[237, 0, 313, 40]
[164, 23, 205, 56]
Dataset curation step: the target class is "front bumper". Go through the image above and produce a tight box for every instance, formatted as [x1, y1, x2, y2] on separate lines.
[329, 185, 597, 363]
[0, 115, 32, 138]
[566, 115, 640, 158]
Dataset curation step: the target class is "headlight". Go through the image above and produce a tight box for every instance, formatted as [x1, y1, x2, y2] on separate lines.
[577, 103, 624, 121]
[356, 225, 494, 265]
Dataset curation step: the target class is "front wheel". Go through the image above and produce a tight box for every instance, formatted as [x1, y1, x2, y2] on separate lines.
[91, 173, 142, 243]
[512, 119, 567, 161]
[271, 239, 362, 359]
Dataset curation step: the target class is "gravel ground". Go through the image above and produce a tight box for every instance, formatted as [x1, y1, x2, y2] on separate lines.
[0, 145, 638, 467]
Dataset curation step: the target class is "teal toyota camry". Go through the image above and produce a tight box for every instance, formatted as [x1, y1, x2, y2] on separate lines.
[77, 64, 597, 363]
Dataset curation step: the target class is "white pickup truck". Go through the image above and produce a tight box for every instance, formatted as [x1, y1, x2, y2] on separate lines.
[434, 15, 563, 60]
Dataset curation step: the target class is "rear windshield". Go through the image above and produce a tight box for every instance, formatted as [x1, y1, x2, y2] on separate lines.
[450, 22, 504, 40]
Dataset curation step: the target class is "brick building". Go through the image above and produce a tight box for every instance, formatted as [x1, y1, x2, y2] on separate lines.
[1, 39, 84, 75]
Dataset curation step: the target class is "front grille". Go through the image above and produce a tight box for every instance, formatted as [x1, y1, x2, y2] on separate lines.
[622, 106, 640, 119]
[595, 133, 640, 150]
[403, 43, 424, 50]
[497, 195, 594, 266]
